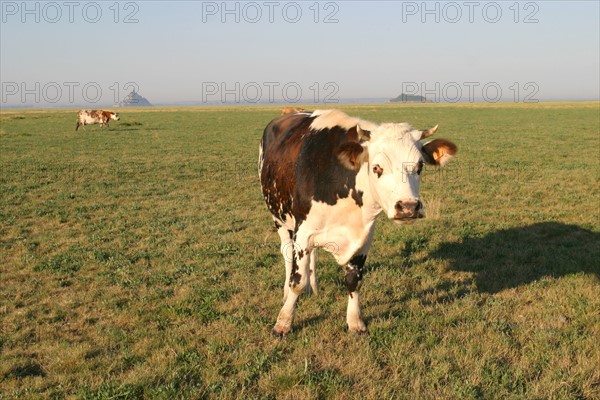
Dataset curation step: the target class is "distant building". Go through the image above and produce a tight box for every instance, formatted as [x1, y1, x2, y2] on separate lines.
[117, 91, 152, 107]
[389, 93, 428, 103]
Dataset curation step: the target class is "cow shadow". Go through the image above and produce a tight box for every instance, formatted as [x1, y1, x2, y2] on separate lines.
[280, 223, 598, 331]
[365, 222, 599, 324]
[429, 222, 599, 294]
[113, 127, 142, 132]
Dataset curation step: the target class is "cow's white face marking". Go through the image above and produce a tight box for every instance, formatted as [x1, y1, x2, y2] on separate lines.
[366, 123, 426, 220]
[111, 113, 120, 121]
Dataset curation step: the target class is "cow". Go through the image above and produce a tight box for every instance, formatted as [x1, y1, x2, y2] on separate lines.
[258, 109, 457, 336]
[281, 107, 306, 115]
[75, 109, 120, 131]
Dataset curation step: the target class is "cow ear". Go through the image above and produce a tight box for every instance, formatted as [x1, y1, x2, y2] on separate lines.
[356, 125, 371, 141]
[337, 142, 369, 171]
[422, 139, 457, 166]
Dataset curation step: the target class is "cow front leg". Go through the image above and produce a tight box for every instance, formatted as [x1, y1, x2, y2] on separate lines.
[273, 240, 310, 337]
[345, 254, 367, 333]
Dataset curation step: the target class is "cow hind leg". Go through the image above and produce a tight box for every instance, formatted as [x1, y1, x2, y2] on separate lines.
[306, 248, 319, 296]
[345, 254, 367, 333]
[277, 226, 294, 302]
[273, 235, 310, 337]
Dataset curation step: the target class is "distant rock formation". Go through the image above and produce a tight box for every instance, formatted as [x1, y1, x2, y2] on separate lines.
[389, 93, 428, 103]
[118, 91, 152, 107]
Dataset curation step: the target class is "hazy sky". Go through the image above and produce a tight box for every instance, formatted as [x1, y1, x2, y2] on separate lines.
[1, 0, 599, 106]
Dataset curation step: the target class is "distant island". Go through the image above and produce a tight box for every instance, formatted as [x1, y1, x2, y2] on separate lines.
[118, 91, 152, 107]
[389, 93, 428, 103]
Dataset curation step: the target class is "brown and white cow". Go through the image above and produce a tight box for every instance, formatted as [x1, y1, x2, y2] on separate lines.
[75, 109, 120, 131]
[259, 109, 457, 336]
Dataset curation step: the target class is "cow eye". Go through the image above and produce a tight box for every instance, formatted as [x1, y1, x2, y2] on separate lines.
[417, 160, 424, 175]
[372, 164, 383, 178]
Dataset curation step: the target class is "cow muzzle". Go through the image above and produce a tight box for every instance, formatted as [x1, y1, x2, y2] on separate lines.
[393, 200, 423, 221]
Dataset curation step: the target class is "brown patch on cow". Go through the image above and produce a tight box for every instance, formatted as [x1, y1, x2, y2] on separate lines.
[260, 113, 313, 224]
[292, 272, 302, 285]
[260, 112, 370, 228]
[345, 267, 359, 294]
[274, 112, 309, 135]
[345, 254, 367, 294]
[354, 190, 364, 206]
[298, 249, 305, 260]
[288, 241, 301, 287]
[281, 107, 306, 115]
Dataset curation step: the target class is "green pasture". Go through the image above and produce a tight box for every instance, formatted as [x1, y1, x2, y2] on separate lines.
[1, 102, 598, 399]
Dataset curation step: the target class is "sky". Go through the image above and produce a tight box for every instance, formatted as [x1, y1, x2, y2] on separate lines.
[1, 0, 599, 107]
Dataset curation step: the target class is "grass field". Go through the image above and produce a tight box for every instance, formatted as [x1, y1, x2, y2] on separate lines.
[1, 102, 599, 399]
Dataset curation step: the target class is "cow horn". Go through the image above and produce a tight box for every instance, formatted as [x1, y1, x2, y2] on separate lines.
[420, 124, 438, 139]
[356, 125, 371, 141]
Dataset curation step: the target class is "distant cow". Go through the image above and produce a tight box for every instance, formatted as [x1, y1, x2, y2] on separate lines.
[75, 110, 120, 131]
[280, 107, 306, 115]
[259, 109, 457, 336]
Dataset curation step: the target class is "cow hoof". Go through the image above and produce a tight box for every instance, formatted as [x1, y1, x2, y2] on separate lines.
[347, 321, 368, 335]
[271, 327, 289, 339]
[349, 328, 369, 336]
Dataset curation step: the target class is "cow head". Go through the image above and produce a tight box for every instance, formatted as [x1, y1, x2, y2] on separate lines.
[110, 112, 120, 121]
[353, 123, 457, 222]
